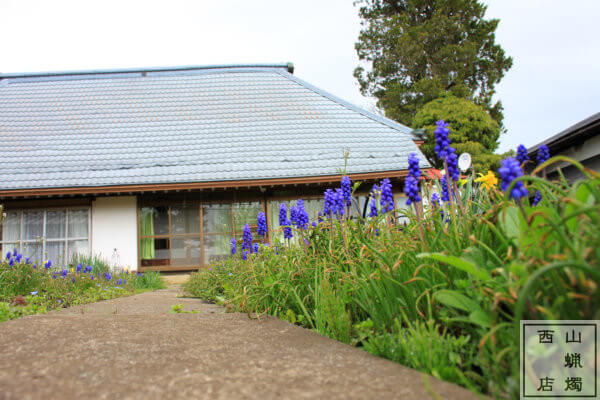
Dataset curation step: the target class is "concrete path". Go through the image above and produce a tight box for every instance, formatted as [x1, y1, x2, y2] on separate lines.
[0, 287, 478, 400]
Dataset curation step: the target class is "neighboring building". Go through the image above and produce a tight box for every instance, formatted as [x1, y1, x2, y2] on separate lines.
[527, 112, 600, 181]
[0, 63, 428, 271]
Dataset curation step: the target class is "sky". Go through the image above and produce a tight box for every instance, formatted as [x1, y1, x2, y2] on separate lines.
[0, 0, 598, 153]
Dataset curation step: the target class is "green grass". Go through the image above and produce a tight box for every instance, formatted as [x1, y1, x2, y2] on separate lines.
[185, 156, 600, 398]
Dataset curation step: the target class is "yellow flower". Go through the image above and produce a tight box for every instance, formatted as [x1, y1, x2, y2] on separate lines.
[475, 170, 498, 191]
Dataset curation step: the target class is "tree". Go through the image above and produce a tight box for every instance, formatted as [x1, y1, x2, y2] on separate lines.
[354, 0, 512, 129]
[412, 94, 508, 172]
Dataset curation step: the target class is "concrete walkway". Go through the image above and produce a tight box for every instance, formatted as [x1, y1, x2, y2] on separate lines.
[0, 287, 478, 400]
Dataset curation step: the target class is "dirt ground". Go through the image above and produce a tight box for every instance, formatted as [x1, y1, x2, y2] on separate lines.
[0, 286, 479, 400]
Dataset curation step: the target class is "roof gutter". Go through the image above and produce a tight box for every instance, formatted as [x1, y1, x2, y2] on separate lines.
[0, 169, 415, 198]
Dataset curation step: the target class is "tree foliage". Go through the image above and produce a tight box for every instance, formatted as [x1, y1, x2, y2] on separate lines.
[412, 94, 508, 172]
[354, 0, 513, 128]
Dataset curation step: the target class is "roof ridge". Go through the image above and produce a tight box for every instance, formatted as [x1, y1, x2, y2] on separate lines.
[274, 69, 414, 137]
[0, 63, 294, 80]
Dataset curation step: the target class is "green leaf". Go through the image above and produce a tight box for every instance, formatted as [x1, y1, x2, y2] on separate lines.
[417, 253, 491, 281]
[434, 290, 481, 313]
[468, 309, 491, 328]
[499, 206, 520, 240]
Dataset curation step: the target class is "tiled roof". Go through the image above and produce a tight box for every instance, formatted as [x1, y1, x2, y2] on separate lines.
[0, 64, 428, 191]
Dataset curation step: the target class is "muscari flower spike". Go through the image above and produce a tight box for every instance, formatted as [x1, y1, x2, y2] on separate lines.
[498, 157, 529, 200]
[431, 193, 440, 208]
[341, 176, 352, 207]
[516, 144, 529, 165]
[45, 260, 52, 269]
[333, 188, 346, 217]
[434, 120, 451, 159]
[408, 153, 421, 180]
[76, 263, 82, 273]
[446, 150, 460, 182]
[257, 212, 268, 237]
[290, 205, 298, 228]
[368, 184, 379, 218]
[532, 190, 543, 206]
[379, 179, 394, 213]
[241, 251, 248, 261]
[9, 259, 14, 266]
[441, 175, 452, 202]
[61, 269, 68, 277]
[230, 238, 237, 255]
[323, 189, 335, 217]
[404, 175, 421, 206]
[537, 144, 550, 165]
[253, 243, 259, 253]
[5, 251, 11, 260]
[295, 200, 309, 230]
[242, 223, 253, 252]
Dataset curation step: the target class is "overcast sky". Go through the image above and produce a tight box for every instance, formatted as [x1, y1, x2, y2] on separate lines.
[1, 0, 598, 153]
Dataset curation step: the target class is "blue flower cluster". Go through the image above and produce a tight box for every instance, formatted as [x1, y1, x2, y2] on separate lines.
[431, 193, 440, 208]
[434, 120, 452, 159]
[532, 190, 542, 206]
[279, 203, 293, 240]
[230, 238, 237, 255]
[341, 176, 352, 207]
[446, 150, 460, 182]
[498, 157, 528, 200]
[380, 178, 394, 213]
[292, 200, 309, 230]
[369, 184, 379, 218]
[257, 212, 268, 236]
[242, 223, 253, 252]
[537, 144, 550, 165]
[404, 153, 422, 205]
[516, 144, 529, 165]
[440, 175, 452, 202]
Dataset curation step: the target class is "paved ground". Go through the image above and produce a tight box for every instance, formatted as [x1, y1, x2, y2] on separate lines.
[0, 287, 479, 400]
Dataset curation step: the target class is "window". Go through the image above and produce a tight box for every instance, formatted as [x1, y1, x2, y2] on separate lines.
[139, 201, 266, 268]
[0, 208, 90, 265]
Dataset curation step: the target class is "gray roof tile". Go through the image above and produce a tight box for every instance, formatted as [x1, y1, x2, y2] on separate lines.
[0, 64, 428, 190]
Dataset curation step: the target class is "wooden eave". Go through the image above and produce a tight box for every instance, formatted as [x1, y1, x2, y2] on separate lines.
[0, 170, 416, 199]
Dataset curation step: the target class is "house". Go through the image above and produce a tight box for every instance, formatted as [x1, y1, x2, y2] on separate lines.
[0, 63, 428, 271]
[527, 112, 600, 181]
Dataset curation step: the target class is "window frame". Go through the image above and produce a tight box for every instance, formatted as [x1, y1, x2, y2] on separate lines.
[0, 206, 91, 264]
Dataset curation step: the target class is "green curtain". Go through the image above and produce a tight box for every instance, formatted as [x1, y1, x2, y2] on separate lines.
[140, 208, 155, 259]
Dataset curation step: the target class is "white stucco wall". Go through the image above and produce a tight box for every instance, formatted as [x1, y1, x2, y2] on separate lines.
[91, 196, 138, 271]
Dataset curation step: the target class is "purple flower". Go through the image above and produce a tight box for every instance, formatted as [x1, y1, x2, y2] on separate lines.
[104, 272, 112, 281]
[241, 251, 248, 261]
[446, 150, 460, 182]
[253, 243, 259, 253]
[341, 176, 352, 207]
[279, 203, 289, 226]
[230, 238, 237, 255]
[84, 265, 92, 273]
[5, 251, 11, 260]
[9, 259, 14, 266]
[76, 263, 82, 273]
[333, 188, 346, 217]
[516, 144, 529, 165]
[257, 212, 268, 236]
[117, 278, 123, 285]
[242, 224, 252, 252]
[61, 269, 68, 277]
[431, 193, 440, 208]
[537, 145, 550, 165]
[404, 175, 421, 205]
[283, 226, 293, 240]
[15, 253, 22, 262]
[290, 205, 298, 227]
[72, 277, 76, 283]
[441, 175, 452, 202]
[33, 264, 36, 269]
[380, 179, 394, 213]
[45, 260, 52, 269]
[323, 189, 335, 217]
[408, 153, 421, 180]
[532, 190, 542, 206]
[293, 200, 309, 229]
[498, 157, 528, 200]
[369, 184, 379, 218]
[25, 257, 30, 264]
[434, 120, 452, 159]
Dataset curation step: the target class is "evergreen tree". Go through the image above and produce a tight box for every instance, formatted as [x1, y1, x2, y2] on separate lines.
[354, 0, 512, 129]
